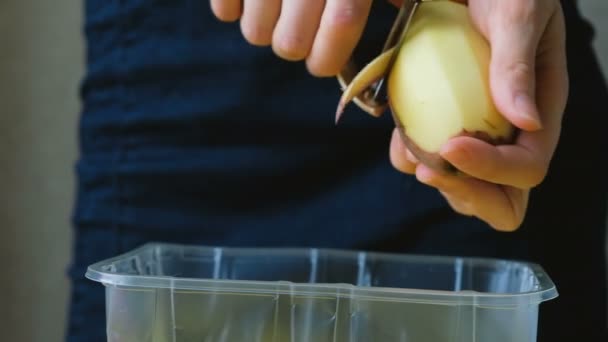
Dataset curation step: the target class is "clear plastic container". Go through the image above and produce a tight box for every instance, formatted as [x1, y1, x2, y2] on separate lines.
[86, 243, 558, 342]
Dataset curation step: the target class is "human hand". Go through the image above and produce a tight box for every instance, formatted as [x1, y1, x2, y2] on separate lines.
[210, 0, 403, 77]
[390, 0, 569, 232]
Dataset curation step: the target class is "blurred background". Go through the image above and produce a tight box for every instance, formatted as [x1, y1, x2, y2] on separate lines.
[0, 1, 606, 341]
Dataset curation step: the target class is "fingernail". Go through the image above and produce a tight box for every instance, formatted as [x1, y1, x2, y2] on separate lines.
[515, 93, 543, 129]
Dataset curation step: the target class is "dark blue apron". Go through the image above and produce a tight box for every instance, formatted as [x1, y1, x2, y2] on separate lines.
[67, 1, 607, 341]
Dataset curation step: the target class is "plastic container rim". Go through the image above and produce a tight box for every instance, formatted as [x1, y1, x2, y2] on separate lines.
[85, 242, 558, 308]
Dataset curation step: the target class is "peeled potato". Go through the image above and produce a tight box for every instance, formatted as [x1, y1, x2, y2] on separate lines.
[337, 0, 515, 173]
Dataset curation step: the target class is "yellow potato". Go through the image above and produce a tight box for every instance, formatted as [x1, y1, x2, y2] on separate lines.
[338, 1, 515, 173]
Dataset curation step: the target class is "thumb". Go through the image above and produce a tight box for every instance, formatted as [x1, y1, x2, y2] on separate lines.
[489, 12, 543, 131]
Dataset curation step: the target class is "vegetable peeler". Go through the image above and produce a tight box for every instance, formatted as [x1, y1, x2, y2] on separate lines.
[336, 0, 424, 117]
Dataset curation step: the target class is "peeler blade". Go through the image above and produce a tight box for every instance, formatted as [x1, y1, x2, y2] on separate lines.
[369, 0, 422, 103]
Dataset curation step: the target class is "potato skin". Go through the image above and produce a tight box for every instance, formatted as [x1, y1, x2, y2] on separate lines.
[335, 1, 517, 176]
[389, 107, 516, 176]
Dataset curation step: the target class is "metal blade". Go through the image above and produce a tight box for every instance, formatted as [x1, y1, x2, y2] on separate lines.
[369, 0, 421, 103]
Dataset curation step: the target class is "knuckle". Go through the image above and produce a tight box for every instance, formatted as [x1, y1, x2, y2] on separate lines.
[388, 130, 417, 174]
[492, 211, 524, 232]
[273, 35, 308, 61]
[441, 192, 473, 217]
[510, 60, 533, 75]
[497, 219, 522, 232]
[326, 2, 367, 29]
[527, 165, 548, 188]
[507, 60, 534, 84]
[306, 60, 339, 78]
[394, 163, 416, 176]
[451, 202, 475, 218]
[496, 188, 529, 232]
[241, 23, 272, 46]
[508, 214, 525, 231]
[221, 13, 241, 23]
[211, 3, 241, 22]
[452, 203, 473, 217]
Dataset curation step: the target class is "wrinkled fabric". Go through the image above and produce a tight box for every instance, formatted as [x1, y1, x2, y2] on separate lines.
[67, 1, 607, 341]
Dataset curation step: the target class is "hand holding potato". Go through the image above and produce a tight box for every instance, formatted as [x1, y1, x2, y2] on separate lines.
[390, 0, 568, 231]
[211, 0, 569, 233]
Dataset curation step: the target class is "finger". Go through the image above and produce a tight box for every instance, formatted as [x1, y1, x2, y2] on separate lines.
[272, 0, 325, 61]
[439, 190, 474, 217]
[488, 1, 547, 131]
[416, 164, 527, 232]
[210, 0, 242, 22]
[444, 6, 568, 189]
[306, 0, 373, 77]
[440, 134, 553, 189]
[390, 128, 417, 175]
[240, 0, 281, 46]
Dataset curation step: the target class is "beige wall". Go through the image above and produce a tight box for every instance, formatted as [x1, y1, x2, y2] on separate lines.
[0, 1, 84, 341]
[0, 1, 605, 342]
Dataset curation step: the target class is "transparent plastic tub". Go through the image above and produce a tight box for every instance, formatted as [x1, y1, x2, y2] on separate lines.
[86, 243, 558, 342]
